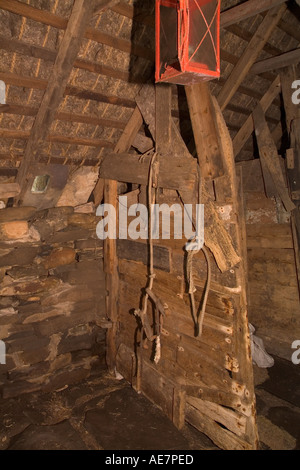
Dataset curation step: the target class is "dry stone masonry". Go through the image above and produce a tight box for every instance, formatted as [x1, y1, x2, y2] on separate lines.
[0, 206, 106, 399]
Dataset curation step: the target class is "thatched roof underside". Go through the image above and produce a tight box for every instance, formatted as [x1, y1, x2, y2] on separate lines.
[0, 0, 299, 197]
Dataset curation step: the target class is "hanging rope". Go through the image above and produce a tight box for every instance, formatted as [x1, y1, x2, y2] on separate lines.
[134, 151, 165, 370]
[185, 165, 211, 337]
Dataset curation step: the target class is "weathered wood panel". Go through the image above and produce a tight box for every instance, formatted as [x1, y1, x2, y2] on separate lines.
[113, 90, 258, 450]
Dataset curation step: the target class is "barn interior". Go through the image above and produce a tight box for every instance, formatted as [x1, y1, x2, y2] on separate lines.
[0, 0, 299, 451]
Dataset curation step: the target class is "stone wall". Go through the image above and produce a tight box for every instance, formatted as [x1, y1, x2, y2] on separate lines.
[0, 206, 106, 398]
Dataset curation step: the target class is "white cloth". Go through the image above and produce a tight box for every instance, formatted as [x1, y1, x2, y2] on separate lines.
[249, 323, 274, 368]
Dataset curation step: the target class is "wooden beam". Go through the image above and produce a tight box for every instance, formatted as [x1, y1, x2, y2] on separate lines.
[280, 65, 300, 294]
[155, 84, 172, 155]
[0, 127, 114, 149]
[100, 151, 198, 191]
[0, 183, 20, 199]
[0, 152, 101, 167]
[112, 0, 289, 32]
[253, 103, 295, 212]
[217, 4, 286, 111]
[0, 71, 136, 109]
[232, 75, 281, 157]
[104, 105, 143, 374]
[136, 84, 240, 272]
[0, 35, 140, 84]
[111, 2, 154, 27]
[225, 23, 285, 65]
[185, 83, 224, 180]
[15, 0, 116, 201]
[220, 0, 287, 28]
[221, 47, 276, 83]
[251, 48, 300, 75]
[0, 0, 153, 61]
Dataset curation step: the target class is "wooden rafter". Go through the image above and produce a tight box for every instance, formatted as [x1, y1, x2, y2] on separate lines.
[0, 71, 136, 109]
[185, 83, 224, 180]
[253, 103, 295, 212]
[0, 128, 115, 149]
[280, 65, 300, 293]
[0, 104, 128, 130]
[220, 0, 287, 28]
[0, 35, 141, 84]
[217, 4, 286, 111]
[0, 0, 153, 61]
[104, 106, 144, 374]
[251, 48, 300, 75]
[14, 0, 119, 202]
[232, 76, 281, 157]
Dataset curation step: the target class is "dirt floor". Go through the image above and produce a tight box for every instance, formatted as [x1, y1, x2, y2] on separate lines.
[0, 356, 299, 451]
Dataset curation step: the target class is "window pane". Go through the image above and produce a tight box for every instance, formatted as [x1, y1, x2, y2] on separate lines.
[188, 0, 218, 71]
[159, 5, 178, 76]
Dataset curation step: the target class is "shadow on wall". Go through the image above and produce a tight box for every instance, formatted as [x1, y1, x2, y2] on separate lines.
[129, 0, 155, 84]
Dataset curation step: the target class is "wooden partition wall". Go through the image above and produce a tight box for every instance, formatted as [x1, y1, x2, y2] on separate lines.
[101, 83, 259, 450]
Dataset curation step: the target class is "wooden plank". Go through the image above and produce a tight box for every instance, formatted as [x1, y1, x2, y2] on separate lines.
[117, 240, 170, 273]
[185, 82, 224, 180]
[246, 224, 294, 249]
[187, 396, 246, 437]
[185, 403, 253, 450]
[0, 0, 153, 61]
[104, 105, 144, 374]
[155, 84, 172, 155]
[233, 75, 281, 157]
[0, 34, 136, 83]
[253, 103, 295, 212]
[136, 84, 239, 272]
[0, 71, 136, 109]
[251, 48, 300, 75]
[0, 128, 114, 149]
[99, 151, 198, 191]
[0, 183, 20, 199]
[0, 104, 128, 130]
[220, 0, 287, 29]
[211, 96, 259, 448]
[111, 2, 154, 27]
[279, 66, 300, 294]
[217, 5, 286, 111]
[15, 0, 116, 201]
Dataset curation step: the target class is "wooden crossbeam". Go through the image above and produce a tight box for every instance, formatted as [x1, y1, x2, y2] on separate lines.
[136, 84, 240, 272]
[103, 105, 144, 374]
[226, 23, 284, 63]
[15, 0, 116, 202]
[0, 183, 20, 199]
[280, 66, 300, 293]
[220, 0, 287, 28]
[0, 35, 140, 83]
[253, 103, 295, 213]
[251, 49, 300, 75]
[217, 5, 286, 111]
[232, 75, 281, 157]
[185, 83, 224, 180]
[100, 151, 198, 191]
[0, 0, 153, 61]
[0, 127, 114, 149]
[0, 72, 136, 109]
[0, 153, 101, 167]
[0, 104, 128, 130]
